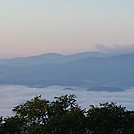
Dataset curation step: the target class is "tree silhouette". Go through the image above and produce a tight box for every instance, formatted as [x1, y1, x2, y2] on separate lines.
[1, 95, 134, 134]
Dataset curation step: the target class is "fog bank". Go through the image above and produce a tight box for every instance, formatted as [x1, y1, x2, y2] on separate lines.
[0, 85, 134, 117]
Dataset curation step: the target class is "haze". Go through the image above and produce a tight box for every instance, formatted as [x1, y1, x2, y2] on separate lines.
[0, 0, 134, 58]
[0, 85, 134, 117]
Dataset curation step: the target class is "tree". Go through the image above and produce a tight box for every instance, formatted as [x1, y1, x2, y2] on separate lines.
[1, 116, 25, 134]
[46, 94, 86, 134]
[0, 117, 3, 133]
[1, 95, 134, 134]
[122, 110, 134, 133]
[86, 102, 129, 134]
[12, 95, 49, 134]
[2, 94, 86, 134]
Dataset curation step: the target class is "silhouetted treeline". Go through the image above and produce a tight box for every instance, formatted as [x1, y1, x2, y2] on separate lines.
[0, 94, 134, 134]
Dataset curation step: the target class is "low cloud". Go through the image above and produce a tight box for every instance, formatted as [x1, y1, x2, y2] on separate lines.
[96, 44, 134, 54]
[0, 85, 134, 117]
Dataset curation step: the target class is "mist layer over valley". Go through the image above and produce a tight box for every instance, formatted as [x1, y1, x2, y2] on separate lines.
[0, 85, 134, 117]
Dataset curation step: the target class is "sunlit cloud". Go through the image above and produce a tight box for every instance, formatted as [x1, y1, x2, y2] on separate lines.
[96, 44, 134, 54]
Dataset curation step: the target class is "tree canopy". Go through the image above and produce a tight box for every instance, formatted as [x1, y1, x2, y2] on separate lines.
[0, 94, 134, 134]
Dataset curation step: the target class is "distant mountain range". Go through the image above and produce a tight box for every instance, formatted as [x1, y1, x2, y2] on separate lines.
[0, 51, 108, 67]
[0, 51, 134, 91]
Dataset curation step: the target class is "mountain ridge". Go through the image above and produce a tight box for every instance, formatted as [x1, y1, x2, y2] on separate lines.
[0, 51, 108, 67]
[0, 52, 134, 91]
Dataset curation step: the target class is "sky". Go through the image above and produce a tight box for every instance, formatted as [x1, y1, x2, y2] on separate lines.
[0, 0, 134, 58]
[0, 85, 134, 117]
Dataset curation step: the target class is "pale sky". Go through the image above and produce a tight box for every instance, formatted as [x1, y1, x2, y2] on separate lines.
[0, 0, 134, 58]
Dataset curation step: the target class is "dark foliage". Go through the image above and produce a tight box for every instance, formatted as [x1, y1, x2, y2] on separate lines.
[1, 95, 134, 134]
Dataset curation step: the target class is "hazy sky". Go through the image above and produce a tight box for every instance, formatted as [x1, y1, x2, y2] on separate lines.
[0, 0, 134, 58]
